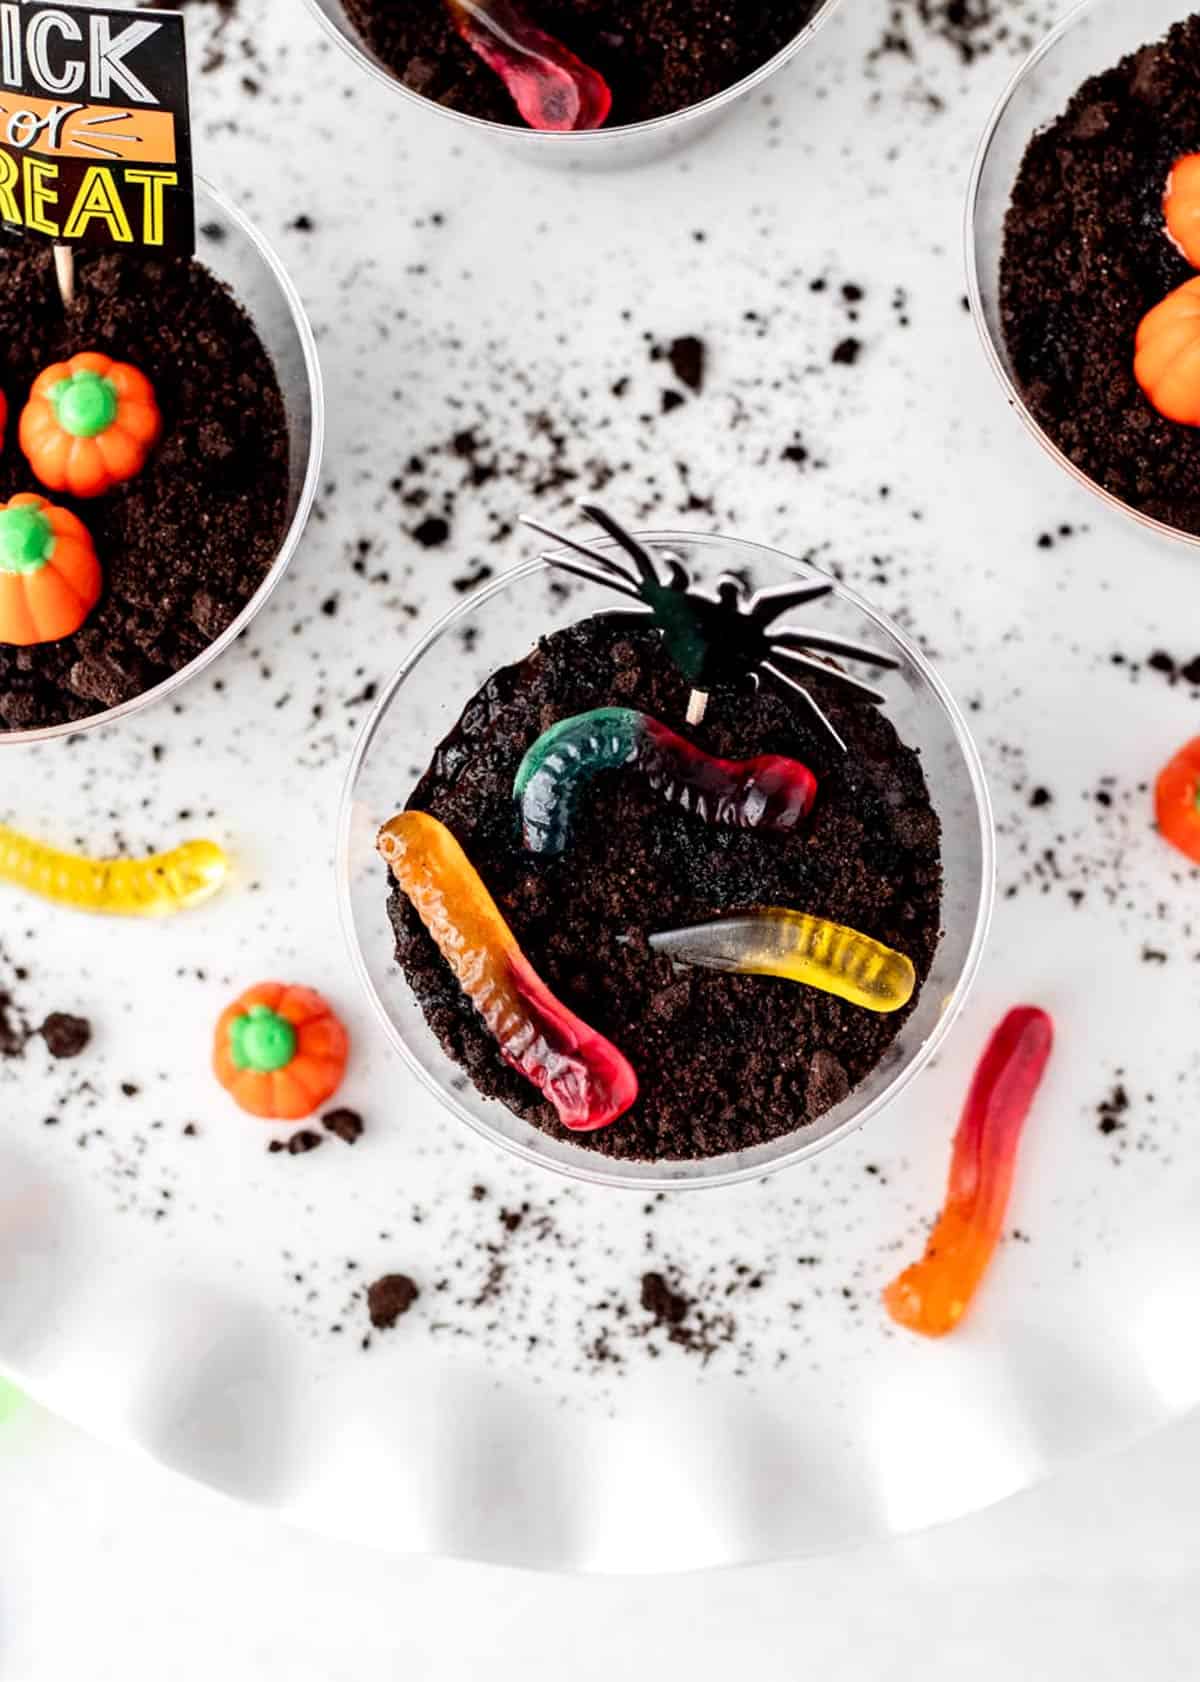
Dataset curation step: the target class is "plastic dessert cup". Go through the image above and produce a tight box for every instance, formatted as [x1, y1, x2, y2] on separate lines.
[338, 533, 996, 1191]
[1, 177, 324, 747]
[966, 0, 1200, 551]
[303, 0, 845, 169]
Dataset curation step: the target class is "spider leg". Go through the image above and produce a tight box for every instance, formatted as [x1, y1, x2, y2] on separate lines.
[577, 502, 667, 590]
[762, 661, 848, 753]
[715, 573, 748, 611]
[595, 607, 656, 630]
[768, 645, 887, 705]
[652, 547, 692, 588]
[520, 514, 640, 587]
[771, 627, 900, 670]
[747, 579, 834, 625]
[539, 552, 644, 602]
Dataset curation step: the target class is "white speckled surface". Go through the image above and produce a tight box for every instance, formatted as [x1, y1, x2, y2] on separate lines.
[4, 0, 1200, 1570]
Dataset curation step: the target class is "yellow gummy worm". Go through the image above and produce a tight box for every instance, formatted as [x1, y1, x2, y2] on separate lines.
[649, 908, 916, 1013]
[0, 825, 229, 917]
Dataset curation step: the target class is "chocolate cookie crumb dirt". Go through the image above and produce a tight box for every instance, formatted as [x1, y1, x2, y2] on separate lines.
[269, 1129, 323, 1155]
[342, 0, 820, 128]
[637, 1267, 737, 1360]
[367, 1272, 420, 1330]
[665, 335, 706, 394]
[1098, 1083, 1129, 1135]
[0, 241, 288, 732]
[323, 1107, 365, 1144]
[873, 0, 1046, 69]
[388, 616, 943, 1162]
[641, 1269, 689, 1327]
[40, 1013, 91, 1059]
[1001, 16, 1200, 537]
[0, 989, 27, 1058]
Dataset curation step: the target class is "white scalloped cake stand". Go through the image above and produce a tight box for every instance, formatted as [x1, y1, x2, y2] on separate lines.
[4, 0, 1197, 1570]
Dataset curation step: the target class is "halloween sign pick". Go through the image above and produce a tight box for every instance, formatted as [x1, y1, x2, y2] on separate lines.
[0, 3, 193, 302]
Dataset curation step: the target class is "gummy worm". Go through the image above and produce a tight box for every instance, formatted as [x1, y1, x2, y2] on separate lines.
[883, 1006, 1054, 1338]
[514, 708, 818, 856]
[379, 810, 637, 1131]
[0, 826, 228, 917]
[443, 0, 611, 131]
[649, 908, 915, 1013]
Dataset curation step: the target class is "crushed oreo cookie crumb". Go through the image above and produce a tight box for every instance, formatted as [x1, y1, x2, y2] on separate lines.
[40, 1012, 92, 1060]
[367, 1272, 420, 1330]
[323, 1107, 364, 1144]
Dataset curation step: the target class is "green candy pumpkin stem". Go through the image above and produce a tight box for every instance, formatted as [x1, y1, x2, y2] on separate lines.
[0, 505, 53, 575]
[229, 1003, 297, 1074]
[51, 369, 118, 439]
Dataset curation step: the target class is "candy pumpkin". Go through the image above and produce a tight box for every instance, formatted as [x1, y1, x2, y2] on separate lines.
[213, 982, 349, 1120]
[1134, 277, 1200, 425]
[1165, 154, 1200, 267]
[0, 492, 101, 646]
[20, 351, 161, 498]
[1155, 736, 1200, 865]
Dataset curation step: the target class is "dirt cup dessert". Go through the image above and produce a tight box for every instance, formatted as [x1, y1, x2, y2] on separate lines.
[311, 0, 838, 136]
[346, 509, 994, 1184]
[976, 3, 1200, 542]
[0, 189, 320, 739]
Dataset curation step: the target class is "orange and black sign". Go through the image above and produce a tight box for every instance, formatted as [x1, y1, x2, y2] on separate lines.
[0, 3, 192, 253]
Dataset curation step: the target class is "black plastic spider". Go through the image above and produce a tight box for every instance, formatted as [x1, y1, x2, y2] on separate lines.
[521, 503, 898, 752]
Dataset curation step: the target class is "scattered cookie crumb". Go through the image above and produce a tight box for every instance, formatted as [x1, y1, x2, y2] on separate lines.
[641, 1270, 689, 1327]
[40, 1012, 91, 1060]
[1098, 1084, 1129, 1136]
[269, 1129, 323, 1155]
[0, 990, 28, 1058]
[322, 1107, 364, 1144]
[367, 1272, 420, 1330]
[667, 334, 706, 393]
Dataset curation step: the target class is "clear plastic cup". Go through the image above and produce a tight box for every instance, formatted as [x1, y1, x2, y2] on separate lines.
[338, 533, 996, 1191]
[1, 176, 324, 746]
[303, 0, 844, 168]
[966, 0, 1198, 549]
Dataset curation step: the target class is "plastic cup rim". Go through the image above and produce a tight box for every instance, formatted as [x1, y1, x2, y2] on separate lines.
[336, 533, 997, 1192]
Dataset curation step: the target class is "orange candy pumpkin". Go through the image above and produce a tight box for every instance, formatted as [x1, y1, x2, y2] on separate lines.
[213, 982, 349, 1120]
[1165, 154, 1200, 267]
[0, 492, 101, 646]
[1155, 736, 1200, 865]
[19, 351, 161, 499]
[1134, 276, 1200, 426]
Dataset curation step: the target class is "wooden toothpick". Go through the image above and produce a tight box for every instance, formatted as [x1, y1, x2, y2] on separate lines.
[53, 243, 74, 309]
